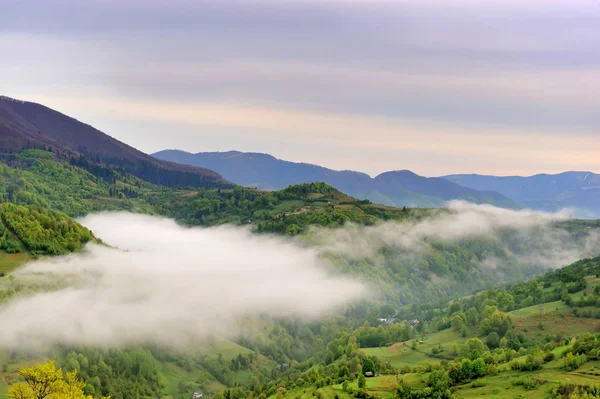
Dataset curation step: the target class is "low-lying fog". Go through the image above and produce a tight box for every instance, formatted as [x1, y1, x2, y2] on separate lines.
[307, 201, 600, 270]
[0, 213, 367, 350]
[0, 203, 598, 351]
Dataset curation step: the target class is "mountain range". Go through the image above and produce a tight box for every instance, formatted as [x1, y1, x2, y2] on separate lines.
[0, 96, 231, 189]
[153, 150, 600, 217]
[152, 150, 520, 209]
[444, 172, 600, 217]
[2, 94, 596, 217]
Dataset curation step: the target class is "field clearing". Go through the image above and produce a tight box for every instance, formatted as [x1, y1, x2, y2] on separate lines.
[509, 301, 598, 340]
[364, 346, 430, 368]
[189, 339, 256, 360]
[157, 360, 228, 399]
[362, 328, 464, 368]
[0, 251, 29, 274]
[269, 375, 422, 399]
[453, 371, 554, 398]
[508, 301, 569, 317]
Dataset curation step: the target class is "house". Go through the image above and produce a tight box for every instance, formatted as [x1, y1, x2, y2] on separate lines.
[192, 392, 203, 399]
[279, 363, 290, 371]
[364, 372, 374, 378]
[377, 317, 396, 325]
[409, 319, 420, 327]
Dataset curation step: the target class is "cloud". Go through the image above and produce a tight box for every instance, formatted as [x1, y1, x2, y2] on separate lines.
[0, 213, 366, 351]
[306, 201, 600, 270]
[1, 0, 599, 176]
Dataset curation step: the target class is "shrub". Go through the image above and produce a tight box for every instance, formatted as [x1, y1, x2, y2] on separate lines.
[563, 353, 587, 371]
[510, 376, 540, 390]
[543, 352, 556, 363]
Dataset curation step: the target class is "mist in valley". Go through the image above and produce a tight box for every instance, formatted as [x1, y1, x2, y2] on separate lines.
[0, 213, 367, 351]
[306, 201, 600, 271]
[0, 203, 599, 351]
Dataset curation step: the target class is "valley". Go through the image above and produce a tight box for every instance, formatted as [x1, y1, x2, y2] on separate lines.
[0, 99, 598, 399]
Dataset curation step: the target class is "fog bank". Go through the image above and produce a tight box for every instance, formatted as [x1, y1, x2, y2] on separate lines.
[307, 201, 600, 270]
[0, 213, 366, 350]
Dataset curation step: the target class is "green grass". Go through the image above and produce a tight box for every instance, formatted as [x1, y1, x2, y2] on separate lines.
[362, 345, 430, 368]
[508, 301, 569, 317]
[361, 329, 464, 369]
[0, 251, 30, 274]
[452, 371, 554, 398]
[510, 302, 598, 340]
[156, 360, 227, 399]
[269, 375, 417, 399]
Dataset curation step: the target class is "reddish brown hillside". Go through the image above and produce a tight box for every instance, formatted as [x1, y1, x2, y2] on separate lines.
[0, 96, 232, 189]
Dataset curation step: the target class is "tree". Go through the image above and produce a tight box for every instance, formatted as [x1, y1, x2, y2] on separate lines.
[485, 332, 500, 349]
[8, 361, 109, 399]
[480, 310, 511, 337]
[342, 381, 349, 392]
[461, 338, 486, 360]
[451, 313, 466, 332]
[358, 375, 366, 389]
[362, 359, 375, 375]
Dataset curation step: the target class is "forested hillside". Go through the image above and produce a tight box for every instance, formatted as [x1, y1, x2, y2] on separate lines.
[1, 149, 599, 399]
[225, 256, 600, 399]
[0, 201, 95, 275]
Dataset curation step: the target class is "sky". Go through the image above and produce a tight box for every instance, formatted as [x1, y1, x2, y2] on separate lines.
[1, 0, 599, 176]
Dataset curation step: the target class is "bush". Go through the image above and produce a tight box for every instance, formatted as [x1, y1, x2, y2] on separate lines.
[543, 352, 556, 363]
[510, 376, 540, 390]
[563, 353, 587, 371]
[471, 380, 486, 388]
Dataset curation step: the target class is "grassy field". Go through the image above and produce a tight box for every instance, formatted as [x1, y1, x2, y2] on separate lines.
[0, 251, 29, 275]
[509, 301, 599, 340]
[268, 375, 423, 399]
[361, 329, 465, 369]
[157, 360, 227, 399]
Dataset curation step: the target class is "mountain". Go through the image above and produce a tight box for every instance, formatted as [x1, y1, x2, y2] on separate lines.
[152, 149, 521, 209]
[0, 96, 232, 189]
[443, 172, 600, 217]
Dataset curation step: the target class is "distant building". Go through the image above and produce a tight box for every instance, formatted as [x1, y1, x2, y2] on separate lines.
[279, 363, 290, 371]
[364, 372, 374, 377]
[377, 317, 396, 325]
[192, 392, 203, 399]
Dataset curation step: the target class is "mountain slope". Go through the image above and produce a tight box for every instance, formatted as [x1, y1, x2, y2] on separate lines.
[0, 96, 232, 189]
[443, 172, 600, 217]
[152, 150, 521, 209]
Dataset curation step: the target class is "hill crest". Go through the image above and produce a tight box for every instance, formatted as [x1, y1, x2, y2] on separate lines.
[152, 149, 520, 209]
[0, 96, 232, 189]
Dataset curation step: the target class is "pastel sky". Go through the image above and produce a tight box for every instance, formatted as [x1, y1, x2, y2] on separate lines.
[1, 0, 599, 176]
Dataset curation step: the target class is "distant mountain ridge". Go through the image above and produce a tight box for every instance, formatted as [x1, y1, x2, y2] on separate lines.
[152, 150, 521, 209]
[0, 96, 231, 189]
[443, 172, 600, 217]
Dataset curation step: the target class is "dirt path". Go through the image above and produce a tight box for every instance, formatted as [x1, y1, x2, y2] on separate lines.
[388, 342, 407, 352]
